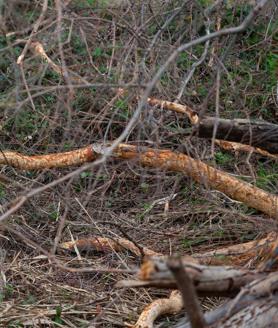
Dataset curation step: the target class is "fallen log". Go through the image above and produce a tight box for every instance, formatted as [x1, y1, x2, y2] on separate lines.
[121, 256, 278, 328]
[174, 295, 278, 328]
[1, 143, 278, 218]
[198, 117, 278, 154]
[173, 271, 278, 328]
[117, 257, 267, 297]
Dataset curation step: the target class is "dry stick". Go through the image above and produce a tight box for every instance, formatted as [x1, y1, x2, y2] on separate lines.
[1, 143, 278, 218]
[168, 258, 206, 328]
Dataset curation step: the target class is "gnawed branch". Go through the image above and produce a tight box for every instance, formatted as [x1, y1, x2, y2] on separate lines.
[1, 143, 278, 218]
[147, 97, 199, 124]
[147, 97, 278, 155]
[197, 231, 278, 267]
[214, 140, 278, 159]
[0, 146, 96, 170]
[113, 144, 278, 218]
[133, 290, 183, 328]
[60, 236, 161, 257]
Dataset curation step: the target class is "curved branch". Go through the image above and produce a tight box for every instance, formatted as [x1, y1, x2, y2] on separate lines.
[1, 143, 278, 218]
[133, 290, 183, 328]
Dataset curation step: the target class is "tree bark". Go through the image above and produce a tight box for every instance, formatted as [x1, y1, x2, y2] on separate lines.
[147, 97, 278, 154]
[174, 295, 278, 328]
[118, 257, 268, 297]
[197, 118, 278, 154]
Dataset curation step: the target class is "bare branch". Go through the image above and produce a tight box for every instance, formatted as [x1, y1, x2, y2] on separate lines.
[168, 258, 206, 328]
[60, 236, 161, 257]
[1, 143, 278, 221]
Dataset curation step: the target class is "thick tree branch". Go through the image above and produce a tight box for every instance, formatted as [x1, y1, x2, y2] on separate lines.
[1, 143, 278, 219]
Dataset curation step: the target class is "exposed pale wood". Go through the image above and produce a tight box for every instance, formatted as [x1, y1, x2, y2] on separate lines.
[133, 290, 183, 328]
[31, 41, 62, 75]
[113, 144, 278, 218]
[197, 232, 278, 267]
[147, 97, 278, 154]
[147, 98, 199, 124]
[60, 236, 161, 257]
[215, 140, 278, 159]
[1, 143, 278, 218]
[0, 146, 96, 170]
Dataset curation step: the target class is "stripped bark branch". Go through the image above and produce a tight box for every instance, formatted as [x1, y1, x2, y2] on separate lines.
[197, 232, 278, 267]
[214, 140, 278, 159]
[147, 97, 199, 124]
[60, 236, 161, 257]
[133, 290, 183, 328]
[1, 143, 278, 218]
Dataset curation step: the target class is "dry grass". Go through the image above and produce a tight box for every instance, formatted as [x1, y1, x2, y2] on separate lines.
[0, 0, 277, 327]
